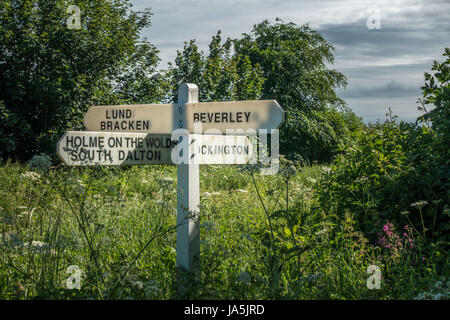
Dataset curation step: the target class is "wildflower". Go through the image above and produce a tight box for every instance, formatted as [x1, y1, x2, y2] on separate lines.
[422, 257, 426, 262]
[237, 271, 251, 284]
[356, 176, 369, 183]
[22, 240, 54, 253]
[239, 163, 263, 175]
[28, 153, 52, 174]
[2, 232, 23, 248]
[307, 177, 317, 184]
[21, 171, 41, 181]
[280, 165, 296, 179]
[321, 166, 331, 174]
[410, 201, 428, 210]
[144, 283, 161, 298]
[131, 280, 144, 290]
[157, 178, 174, 189]
[316, 228, 328, 236]
[200, 221, 215, 231]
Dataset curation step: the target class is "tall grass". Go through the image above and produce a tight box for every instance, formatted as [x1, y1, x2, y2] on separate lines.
[0, 161, 447, 299]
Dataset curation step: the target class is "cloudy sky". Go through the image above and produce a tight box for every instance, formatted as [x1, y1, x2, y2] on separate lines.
[130, 0, 449, 123]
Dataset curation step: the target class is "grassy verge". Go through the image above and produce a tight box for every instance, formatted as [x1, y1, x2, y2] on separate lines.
[0, 161, 447, 299]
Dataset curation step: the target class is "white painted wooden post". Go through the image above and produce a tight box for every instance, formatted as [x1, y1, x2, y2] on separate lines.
[176, 83, 200, 272]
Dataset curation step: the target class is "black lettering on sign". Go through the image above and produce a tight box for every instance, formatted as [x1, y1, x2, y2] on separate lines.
[197, 144, 250, 155]
[221, 113, 228, 122]
[99, 120, 149, 131]
[66, 135, 104, 148]
[121, 150, 162, 161]
[108, 137, 123, 148]
[192, 112, 252, 123]
[70, 150, 77, 162]
[145, 137, 169, 148]
[106, 109, 132, 119]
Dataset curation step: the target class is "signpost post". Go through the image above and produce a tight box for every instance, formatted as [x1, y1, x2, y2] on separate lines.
[58, 83, 283, 273]
[176, 83, 200, 272]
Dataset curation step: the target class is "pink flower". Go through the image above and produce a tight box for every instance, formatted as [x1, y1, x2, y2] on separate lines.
[422, 257, 426, 261]
[383, 224, 390, 232]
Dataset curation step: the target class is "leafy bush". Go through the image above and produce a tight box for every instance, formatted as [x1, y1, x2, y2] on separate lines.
[0, 0, 164, 161]
[315, 49, 449, 254]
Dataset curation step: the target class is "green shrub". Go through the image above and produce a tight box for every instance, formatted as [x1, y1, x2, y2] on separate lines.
[314, 49, 449, 270]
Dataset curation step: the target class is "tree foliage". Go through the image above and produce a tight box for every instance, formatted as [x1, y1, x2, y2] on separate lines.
[0, 0, 164, 160]
[233, 19, 363, 162]
[169, 31, 265, 103]
[418, 47, 450, 157]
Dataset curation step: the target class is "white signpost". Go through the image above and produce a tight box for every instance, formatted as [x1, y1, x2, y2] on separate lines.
[57, 83, 284, 272]
[175, 84, 200, 272]
[83, 99, 284, 134]
[57, 132, 175, 166]
[57, 131, 253, 166]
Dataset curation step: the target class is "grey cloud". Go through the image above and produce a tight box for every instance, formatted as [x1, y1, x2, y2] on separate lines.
[338, 80, 420, 98]
[130, 0, 449, 123]
[319, 20, 449, 61]
[317, 7, 448, 121]
[344, 96, 423, 123]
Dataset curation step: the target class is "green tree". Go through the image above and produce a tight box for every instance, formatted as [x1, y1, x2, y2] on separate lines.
[234, 19, 362, 162]
[0, 0, 164, 161]
[169, 31, 265, 103]
[418, 47, 450, 156]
